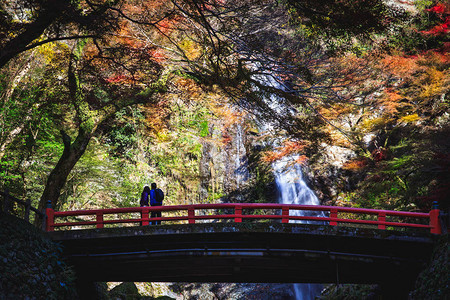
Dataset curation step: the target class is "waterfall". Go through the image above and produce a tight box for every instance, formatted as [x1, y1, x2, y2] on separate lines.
[293, 283, 324, 300]
[249, 65, 323, 299]
[273, 156, 321, 208]
[273, 155, 323, 299]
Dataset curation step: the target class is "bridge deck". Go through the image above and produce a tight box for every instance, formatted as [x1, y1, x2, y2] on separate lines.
[48, 223, 435, 285]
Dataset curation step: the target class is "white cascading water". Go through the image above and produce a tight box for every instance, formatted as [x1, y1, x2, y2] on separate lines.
[273, 156, 321, 211]
[250, 66, 323, 299]
[273, 155, 323, 299]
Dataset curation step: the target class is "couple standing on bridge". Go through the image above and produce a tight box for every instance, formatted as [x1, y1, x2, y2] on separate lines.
[140, 183, 164, 225]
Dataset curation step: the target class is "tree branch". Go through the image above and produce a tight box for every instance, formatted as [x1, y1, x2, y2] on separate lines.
[22, 35, 97, 53]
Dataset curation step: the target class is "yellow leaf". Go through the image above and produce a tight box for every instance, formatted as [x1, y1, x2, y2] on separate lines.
[400, 114, 420, 123]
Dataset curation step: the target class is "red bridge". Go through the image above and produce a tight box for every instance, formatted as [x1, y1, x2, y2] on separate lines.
[1, 192, 444, 298]
[44, 203, 442, 234]
[43, 203, 444, 297]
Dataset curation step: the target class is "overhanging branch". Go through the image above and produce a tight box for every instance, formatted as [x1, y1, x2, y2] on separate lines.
[22, 35, 98, 53]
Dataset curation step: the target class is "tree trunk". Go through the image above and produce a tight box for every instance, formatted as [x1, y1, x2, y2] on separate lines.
[36, 40, 166, 214]
[38, 129, 92, 211]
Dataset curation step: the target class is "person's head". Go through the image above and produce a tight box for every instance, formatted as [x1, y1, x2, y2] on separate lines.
[151, 182, 157, 189]
[143, 186, 151, 193]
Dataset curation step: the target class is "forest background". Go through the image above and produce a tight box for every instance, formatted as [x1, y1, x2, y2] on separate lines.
[0, 0, 447, 216]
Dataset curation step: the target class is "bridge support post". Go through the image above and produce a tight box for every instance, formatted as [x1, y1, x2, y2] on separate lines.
[75, 277, 100, 300]
[235, 206, 242, 223]
[45, 200, 54, 232]
[430, 201, 442, 234]
[188, 208, 195, 224]
[380, 279, 414, 300]
[282, 207, 289, 223]
[96, 212, 104, 228]
[378, 212, 386, 230]
[142, 207, 149, 226]
[330, 208, 338, 226]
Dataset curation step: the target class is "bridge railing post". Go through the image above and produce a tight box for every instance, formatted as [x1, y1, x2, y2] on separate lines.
[141, 207, 149, 226]
[378, 212, 386, 230]
[282, 207, 289, 223]
[96, 212, 104, 228]
[45, 200, 54, 232]
[430, 201, 442, 234]
[330, 208, 338, 226]
[188, 208, 195, 224]
[235, 205, 242, 223]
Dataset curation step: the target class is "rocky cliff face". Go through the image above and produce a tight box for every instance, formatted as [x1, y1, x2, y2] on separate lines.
[197, 116, 351, 206]
[199, 120, 264, 204]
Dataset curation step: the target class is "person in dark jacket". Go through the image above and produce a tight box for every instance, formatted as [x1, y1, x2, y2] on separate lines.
[140, 186, 150, 207]
[150, 182, 164, 225]
[139, 186, 151, 226]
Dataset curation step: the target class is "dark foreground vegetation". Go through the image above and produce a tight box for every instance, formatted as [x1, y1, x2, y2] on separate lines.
[0, 213, 77, 299]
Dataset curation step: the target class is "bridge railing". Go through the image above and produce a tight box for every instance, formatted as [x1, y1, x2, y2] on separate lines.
[45, 203, 442, 234]
[1, 190, 46, 229]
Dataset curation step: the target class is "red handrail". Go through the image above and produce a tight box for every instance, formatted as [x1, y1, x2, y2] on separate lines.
[45, 203, 442, 234]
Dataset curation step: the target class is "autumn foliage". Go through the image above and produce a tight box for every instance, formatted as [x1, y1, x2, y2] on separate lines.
[262, 141, 308, 164]
[342, 158, 369, 170]
[421, 3, 450, 35]
[0, 0, 449, 224]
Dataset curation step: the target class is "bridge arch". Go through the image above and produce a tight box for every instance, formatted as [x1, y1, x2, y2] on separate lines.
[49, 222, 435, 286]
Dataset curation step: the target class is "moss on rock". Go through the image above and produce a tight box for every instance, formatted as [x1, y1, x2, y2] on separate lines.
[410, 235, 449, 299]
[0, 212, 77, 299]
